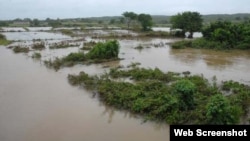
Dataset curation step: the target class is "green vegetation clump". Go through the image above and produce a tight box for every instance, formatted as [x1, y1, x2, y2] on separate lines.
[44, 52, 85, 70]
[60, 29, 74, 37]
[202, 21, 250, 49]
[13, 46, 29, 53]
[205, 94, 242, 124]
[172, 21, 250, 49]
[32, 42, 45, 50]
[86, 40, 119, 59]
[0, 34, 11, 45]
[67, 67, 250, 124]
[31, 52, 41, 59]
[45, 40, 120, 70]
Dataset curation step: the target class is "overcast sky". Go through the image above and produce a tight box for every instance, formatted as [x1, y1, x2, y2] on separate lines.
[1, 0, 250, 20]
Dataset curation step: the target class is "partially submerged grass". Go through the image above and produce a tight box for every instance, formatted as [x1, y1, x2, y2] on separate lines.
[81, 41, 97, 50]
[60, 29, 75, 37]
[171, 38, 250, 50]
[49, 41, 80, 49]
[13, 46, 29, 53]
[32, 42, 45, 50]
[142, 31, 171, 38]
[32, 52, 41, 59]
[0, 33, 11, 45]
[44, 52, 85, 70]
[45, 40, 120, 70]
[68, 67, 250, 124]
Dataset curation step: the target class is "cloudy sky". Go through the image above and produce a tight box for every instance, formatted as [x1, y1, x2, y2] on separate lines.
[1, 0, 250, 20]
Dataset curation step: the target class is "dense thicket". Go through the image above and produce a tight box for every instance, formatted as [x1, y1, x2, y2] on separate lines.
[68, 67, 250, 124]
[172, 21, 250, 49]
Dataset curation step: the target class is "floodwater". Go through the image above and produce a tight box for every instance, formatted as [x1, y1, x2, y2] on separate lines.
[1, 28, 250, 141]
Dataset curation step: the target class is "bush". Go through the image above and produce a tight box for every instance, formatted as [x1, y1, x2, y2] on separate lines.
[86, 40, 120, 59]
[205, 94, 242, 124]
[172, 80, 196, 110]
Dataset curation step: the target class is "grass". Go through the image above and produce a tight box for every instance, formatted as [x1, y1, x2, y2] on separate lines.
[0, 39, 12, 45]
[13, 46, 29, 53]
[32, 52, 41, 59]
[60, 29, 74, 37]
[49, 42, 80, 49]
[32, 42, 45, 50]
[0, 33, 11, 45]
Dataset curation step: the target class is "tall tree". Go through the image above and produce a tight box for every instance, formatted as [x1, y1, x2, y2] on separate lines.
[171, 11, 203, 38]
[122, 11, 137, 30]
[138, 14, 153, 31]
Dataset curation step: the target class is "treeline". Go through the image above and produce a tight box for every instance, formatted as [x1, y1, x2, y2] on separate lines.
[172, 20, 250, 49]
[1, 13, 249, 27]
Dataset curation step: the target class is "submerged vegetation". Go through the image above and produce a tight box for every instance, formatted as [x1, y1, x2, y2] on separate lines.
[31, 52, 41, 59]
[13, 46, 29, 53]
[60, 29, 75, 37]
[68, 67, 250, 124]
[0, 34, 11, 45]
[45, 40, 120, 70]
[1, 11, 250, 126]
[32, 42, 45, 50]
[49, 41, 80, 49]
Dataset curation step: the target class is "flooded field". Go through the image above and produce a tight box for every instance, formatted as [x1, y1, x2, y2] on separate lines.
[1, 27, 250, 141]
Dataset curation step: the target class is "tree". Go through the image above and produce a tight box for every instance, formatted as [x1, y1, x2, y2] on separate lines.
[171, 11, 203, 38]
[109, 19, 116, 24]
[138, 14, 153, 31]
[122, 11, 137, 30]
[31, 19, 39, 27]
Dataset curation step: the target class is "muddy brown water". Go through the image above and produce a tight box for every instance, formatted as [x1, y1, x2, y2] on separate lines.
[0, 47, 168, 141]
[1, 30, 250, 141]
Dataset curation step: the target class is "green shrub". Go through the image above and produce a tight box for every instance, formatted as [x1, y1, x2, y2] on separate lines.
[172, 79, 196, 110]
[205, 94, 242, 124]
[86, 40, 120, 59]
